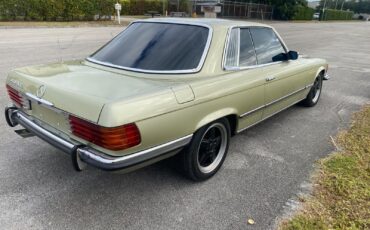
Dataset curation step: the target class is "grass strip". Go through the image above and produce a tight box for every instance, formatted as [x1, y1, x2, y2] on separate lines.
[280, 105, 370, 230]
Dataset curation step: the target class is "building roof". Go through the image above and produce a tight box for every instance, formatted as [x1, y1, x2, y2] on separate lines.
[307, 1, 320, 9]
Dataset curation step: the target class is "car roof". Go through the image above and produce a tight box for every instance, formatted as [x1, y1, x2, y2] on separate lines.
[136, 18, 272, 29]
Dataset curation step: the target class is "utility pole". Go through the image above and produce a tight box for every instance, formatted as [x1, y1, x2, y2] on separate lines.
[341, 0, 345, 11]
[177, 0, 180, 11]
[163, 0, 165, 15]
[322, 0, 327, 21]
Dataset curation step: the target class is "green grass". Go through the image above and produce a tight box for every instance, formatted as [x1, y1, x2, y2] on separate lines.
[280, 105, 370, 230]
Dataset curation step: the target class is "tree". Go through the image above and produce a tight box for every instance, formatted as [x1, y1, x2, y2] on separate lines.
[318, 0, 370, 13]
[266, 0, 308, 20]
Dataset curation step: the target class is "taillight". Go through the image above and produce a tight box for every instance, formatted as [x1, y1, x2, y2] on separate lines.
[69, 115, 141, 151]
[6, 84, 25, 108]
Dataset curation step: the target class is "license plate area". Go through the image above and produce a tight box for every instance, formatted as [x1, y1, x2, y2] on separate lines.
[29, 102, 70, 134]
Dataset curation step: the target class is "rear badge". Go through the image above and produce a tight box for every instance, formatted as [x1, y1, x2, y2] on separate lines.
[36, 85, 46, 98]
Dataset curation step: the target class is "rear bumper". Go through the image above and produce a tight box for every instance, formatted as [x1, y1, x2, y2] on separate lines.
[5, 107, 192, 171]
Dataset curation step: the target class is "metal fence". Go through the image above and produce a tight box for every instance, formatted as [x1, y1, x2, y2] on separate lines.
[220, 1, 273, 20]
[190, 0, 273, 20]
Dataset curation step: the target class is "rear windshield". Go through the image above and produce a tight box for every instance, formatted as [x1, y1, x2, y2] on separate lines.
[89, 22, 210, 73]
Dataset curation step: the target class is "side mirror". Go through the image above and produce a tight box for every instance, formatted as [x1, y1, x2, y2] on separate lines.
[272, 53, 289, 62]
[288, 51, 299, 60]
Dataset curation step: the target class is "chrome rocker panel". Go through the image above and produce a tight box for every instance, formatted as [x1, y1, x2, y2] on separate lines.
[5, 107, 193, 171]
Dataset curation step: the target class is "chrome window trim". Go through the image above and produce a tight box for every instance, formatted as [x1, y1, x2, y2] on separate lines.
[222, 26, 232, 70]
[222, 25, 290, 71]
[239, 83, 313, 118]
[236, 28, 240, 67]
[86, 21, 213, 74]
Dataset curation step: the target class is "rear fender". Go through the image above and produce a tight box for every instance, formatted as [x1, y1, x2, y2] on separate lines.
[195, 108, 238, 132]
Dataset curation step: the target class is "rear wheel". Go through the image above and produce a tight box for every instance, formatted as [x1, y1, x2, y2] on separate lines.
[180, 118, 230, 181]
[301, 74, 323, 107]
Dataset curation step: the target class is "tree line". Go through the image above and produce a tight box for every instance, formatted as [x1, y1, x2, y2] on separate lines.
[0, 0, 311, 21]
[0, 0, 179, 21]
[0, 0, 363, 21]
[317, 0, 370, 14]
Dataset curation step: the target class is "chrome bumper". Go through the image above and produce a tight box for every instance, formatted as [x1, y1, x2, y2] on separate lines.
[5, 107, 192, 171]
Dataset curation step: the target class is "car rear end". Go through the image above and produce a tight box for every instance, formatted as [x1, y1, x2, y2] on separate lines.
[4, 19, 214, 172]
[4, 64, 193, 171]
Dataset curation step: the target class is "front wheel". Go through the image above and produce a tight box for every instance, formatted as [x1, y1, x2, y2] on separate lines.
[180, 118, 230, 181]
[301, 74, 323, 107]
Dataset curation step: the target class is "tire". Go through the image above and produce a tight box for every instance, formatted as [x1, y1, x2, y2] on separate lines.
[179, 118, 231, 181]
[301, 74, 323, 107]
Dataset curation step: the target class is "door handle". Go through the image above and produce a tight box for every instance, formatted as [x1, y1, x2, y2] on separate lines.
[266, 76, 276, 82]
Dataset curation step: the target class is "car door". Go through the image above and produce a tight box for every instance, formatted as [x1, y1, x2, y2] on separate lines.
[223, 27, 266, 131]
[249, 27, 307, 119]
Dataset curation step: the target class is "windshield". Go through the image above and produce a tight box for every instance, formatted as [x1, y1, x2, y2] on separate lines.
[88, 22, 211, 73]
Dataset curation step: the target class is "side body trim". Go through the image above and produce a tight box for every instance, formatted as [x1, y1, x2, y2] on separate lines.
[237, 95, 308, 134]
[239, 83, 313, 118]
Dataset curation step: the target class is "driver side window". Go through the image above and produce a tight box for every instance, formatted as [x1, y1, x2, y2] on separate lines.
[224, 27, 286, 70]
[249, 27, 286, 65]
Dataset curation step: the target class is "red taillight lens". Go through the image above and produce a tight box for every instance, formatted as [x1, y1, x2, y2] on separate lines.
[6, 84, 23, 107]
[69, 115, 141, 151]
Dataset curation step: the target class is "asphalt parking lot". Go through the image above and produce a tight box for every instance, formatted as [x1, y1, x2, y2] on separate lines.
[0, 21, 369, 230]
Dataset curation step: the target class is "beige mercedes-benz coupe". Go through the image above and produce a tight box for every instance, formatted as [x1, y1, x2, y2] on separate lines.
[5, 18, 328, 181]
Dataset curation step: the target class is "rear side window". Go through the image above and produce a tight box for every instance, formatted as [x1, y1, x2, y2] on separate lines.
[239, 29, 257, 67]
[224, 28, 239, 67]
[224, 28, 257, 68]
[249, 27, 286, 64]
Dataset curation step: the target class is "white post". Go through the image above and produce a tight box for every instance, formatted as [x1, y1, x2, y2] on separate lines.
[117, 9, 120, 24]
[115, 2, 122, 24]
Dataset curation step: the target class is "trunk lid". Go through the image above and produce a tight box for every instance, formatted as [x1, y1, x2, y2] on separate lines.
[7, 61, 178, 123]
